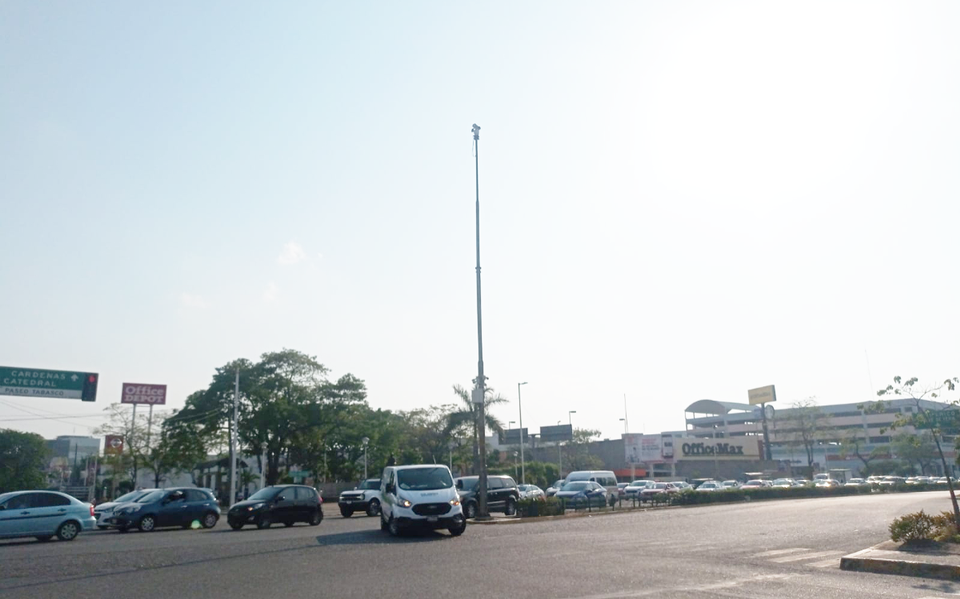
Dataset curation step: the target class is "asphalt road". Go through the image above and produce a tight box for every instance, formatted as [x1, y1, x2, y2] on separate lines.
[3, 492, 960, 599]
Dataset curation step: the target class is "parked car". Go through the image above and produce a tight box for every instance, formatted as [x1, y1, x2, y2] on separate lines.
[844, 478, 868, 487]
[879, 476, 905, 486]
[721, 480, 740, 489]
[695, 481, 722, 492]
[94, 489, 155, 529]
[741, 480, 771, 489]
[554, 481, 608, 507]
[616, 482, 630, 497]
[565, 470, 619, 504]
[624, 480, 655, 499]
[338, 478, 382, 517]
[455, 475, 520, 518]
[815, 479, 841, 488]
[545, 479, 566, 497]
[517, 484, 545, 500]
[0, 490, 96, 542]
[380, 464, 466, 537]
[228, 484, 323, 530]
[106, 487, 220, 532]
[639, 482, 679, 501]
[672, 481, 692, 491]
[772, 478, 795, 488]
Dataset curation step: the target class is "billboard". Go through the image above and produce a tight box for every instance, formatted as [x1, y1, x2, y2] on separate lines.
[677, 438, 760, 460]
[748, 385, 776, 405]
[121, 383, 167, 405]
[104, 435, 124, 455]
[623, 434, 675, 465]
[500, 428, 529, 445]
[540, 424, 573, 443]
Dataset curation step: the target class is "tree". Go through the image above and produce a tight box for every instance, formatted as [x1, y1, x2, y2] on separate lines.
[445, 384, 508, 474]
[95, 403, 155, 487]
[837, 429, 888, 472]
[0, 429, 49, 492]
[780, 399, 828, 468]
[891, 431, 938, 475]
[870, 375, 960, 524]
[565, 428, 605, 471]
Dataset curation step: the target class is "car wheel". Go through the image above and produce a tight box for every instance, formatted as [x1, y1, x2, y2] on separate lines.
[56, 521, 80, 541]
[309, 510, 322, 526]
[464, 501, 477, 519]
[340, 508, 353, 518]
[201, 512, 218, 529]
[35, 535, 53, 542]
[366, 499, 381, 517]
[256, 516, 271, 530]
[380, 512, 389, 532]
[448, 515, 466, 537]
[388, 515, 400, 537]
[504, 497, 517, 516]
[229, 521, 244, 530]
[138, 515, 156, 533]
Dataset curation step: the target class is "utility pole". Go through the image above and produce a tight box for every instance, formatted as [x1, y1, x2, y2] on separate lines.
[230, 368, 239, 506]
[472, 123, 490, 520]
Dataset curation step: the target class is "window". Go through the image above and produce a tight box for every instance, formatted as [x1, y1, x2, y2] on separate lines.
[185, 490, 208, 502]
[488, 477, 503, 490]
[2, 494, 36, 510]
[870, 436, 891, 444]
[296, 487, 317, 501]
[36, 493, 70, 507]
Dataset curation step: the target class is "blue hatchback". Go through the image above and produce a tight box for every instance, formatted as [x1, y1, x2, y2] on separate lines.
[0, 490, 96, 542]
[106, 487, 220, 532]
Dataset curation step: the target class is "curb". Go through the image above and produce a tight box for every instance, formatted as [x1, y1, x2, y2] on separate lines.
[469, 506, 648, 525]
[840, 546, 960, 581]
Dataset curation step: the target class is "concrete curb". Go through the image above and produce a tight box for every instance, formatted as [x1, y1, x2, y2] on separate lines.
[840, 546, 960, 581]
[469, 507, 647, 525]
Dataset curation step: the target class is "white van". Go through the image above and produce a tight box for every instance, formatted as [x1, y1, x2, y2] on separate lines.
[379, 464, 466, 537]
[565, 470, 619, 505]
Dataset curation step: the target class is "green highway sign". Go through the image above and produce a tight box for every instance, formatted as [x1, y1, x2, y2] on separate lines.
[0, 366, 99, 401]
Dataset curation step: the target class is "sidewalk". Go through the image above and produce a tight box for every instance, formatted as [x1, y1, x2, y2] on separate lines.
[841, 540, 960, 580]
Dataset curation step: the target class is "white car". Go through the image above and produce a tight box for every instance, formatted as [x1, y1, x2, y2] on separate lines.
[624, 480, 655, 499]
[380, 465, 465, 537]
[517, 484, 544, 500]
[338, 478, 382, 517]
[696, 481, 722, 492]
[844, 478, 868, 487]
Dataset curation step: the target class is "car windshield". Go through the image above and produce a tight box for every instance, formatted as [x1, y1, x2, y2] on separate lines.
[561, 482, 590, 492]
[248, 487, 281, 502]
[398, 467, 453, 490]
[745, 480, 763, 486]
[456, 478, 479, 491]
[359, 479, 380, 490]
[114, 490, 146, 503]
[136, 491, 165, 503]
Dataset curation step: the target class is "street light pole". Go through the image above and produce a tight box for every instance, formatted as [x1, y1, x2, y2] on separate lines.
[259, 442, 267, 490]
[362, 437, 370, 480]
[518, 381, 528, 485]
[471, 123, 490, 520]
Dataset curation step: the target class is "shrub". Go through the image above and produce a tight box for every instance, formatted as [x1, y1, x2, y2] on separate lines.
[930, 511, 960, 543]
[518, 497, 564, 518]
[890, 511, 935, 542]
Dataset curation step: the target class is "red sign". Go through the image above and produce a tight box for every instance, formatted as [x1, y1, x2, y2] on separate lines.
[104, 435, 124, 455]
[120, 383, 167, 405]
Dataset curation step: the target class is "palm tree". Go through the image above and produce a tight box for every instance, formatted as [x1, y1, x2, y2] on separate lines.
[445, 384, 508, 474]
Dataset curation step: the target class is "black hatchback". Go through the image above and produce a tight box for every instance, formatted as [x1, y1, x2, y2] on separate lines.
[227, 485, 323, 530]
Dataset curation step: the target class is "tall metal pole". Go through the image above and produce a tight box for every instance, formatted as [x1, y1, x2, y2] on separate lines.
[230, 368, 239, 506]
[760, 403, 772, 461]
[518, 382, 527, 485]
[623, 393, 629, 433]
[472, 123, 489, 520]
[130, 403, 138, 488]
[260, 442, 267, 490]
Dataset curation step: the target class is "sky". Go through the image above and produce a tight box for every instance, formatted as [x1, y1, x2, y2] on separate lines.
[2, 1, 960, 445]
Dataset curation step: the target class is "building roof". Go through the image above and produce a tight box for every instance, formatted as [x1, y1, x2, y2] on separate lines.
[685, 399, 757, 416]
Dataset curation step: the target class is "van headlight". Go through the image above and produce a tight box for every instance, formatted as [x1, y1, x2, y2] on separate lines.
[398, 497, 412, 508]
[449, 499, 460, 506]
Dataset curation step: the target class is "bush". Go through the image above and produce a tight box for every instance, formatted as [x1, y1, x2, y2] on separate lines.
[518, 497, 564, 518]
[890, 511, 935, 542]
[931, 511, 960, 543]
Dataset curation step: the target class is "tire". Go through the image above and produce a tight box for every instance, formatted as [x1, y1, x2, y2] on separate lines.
[340, 508, 353, 518]
[464, 502, 477, 519]
[138, 515, 156, 532]
[388, 515, 400, 537]
[36, 535, 53, 542]
[448, 515, 466, 537]
[229, 521, 244, 530]
[201, 512, 218, 529]
[56, 521, 80, 541]
[366, 499, 381, 517]
[256, 516, 271, 530]
[308, 510, 322, 526]
[504, 497, 517, 516]
[380, 512, 389, 532]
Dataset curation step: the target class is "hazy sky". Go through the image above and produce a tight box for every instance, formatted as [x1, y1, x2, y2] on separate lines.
[2, 1, 959, 444]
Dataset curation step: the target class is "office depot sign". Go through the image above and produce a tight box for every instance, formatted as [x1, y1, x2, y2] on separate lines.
[121, 383, 167, 405]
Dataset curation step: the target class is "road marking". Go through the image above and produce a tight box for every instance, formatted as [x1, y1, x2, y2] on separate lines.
[751, 548, 810, 558]
[770, 550, 844, 563]
[808, 557, 841, 568]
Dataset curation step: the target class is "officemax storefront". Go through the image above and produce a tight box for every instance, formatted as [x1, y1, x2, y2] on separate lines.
[620, 434, 773, 480]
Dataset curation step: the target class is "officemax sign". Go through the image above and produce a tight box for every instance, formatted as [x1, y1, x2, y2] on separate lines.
[679, 440, 759, 460]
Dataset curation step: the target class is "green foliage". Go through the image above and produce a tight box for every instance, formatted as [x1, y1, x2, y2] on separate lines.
[0, 429, 49, 493]
[518, 497, 564, 517]
[890, 511, 935, 542]
[780, 399, 828, 467]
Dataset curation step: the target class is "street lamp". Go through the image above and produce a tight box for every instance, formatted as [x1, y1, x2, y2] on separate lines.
[259, 442, 268, 490]
[362, 437, 370, 480]
[518, 381, 528, 484]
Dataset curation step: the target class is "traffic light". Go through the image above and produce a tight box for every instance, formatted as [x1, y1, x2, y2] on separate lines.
[81, 373, 98, 402]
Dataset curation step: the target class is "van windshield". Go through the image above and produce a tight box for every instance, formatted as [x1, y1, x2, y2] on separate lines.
[397, 467, 453, 491]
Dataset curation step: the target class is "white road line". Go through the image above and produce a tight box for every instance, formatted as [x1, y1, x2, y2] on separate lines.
[751, 548, 811, 558]
[770, 550, 844, 563]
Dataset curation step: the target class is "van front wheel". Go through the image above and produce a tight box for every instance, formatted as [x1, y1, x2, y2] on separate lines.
[448, 515, 466, 537]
